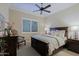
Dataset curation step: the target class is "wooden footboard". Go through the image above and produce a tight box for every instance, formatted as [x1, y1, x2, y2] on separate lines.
[31, 37, 65, 56]
[31, 37, 49, 56]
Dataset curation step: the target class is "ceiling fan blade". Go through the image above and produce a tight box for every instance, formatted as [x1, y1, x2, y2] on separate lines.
[33, 10, 40, 12]
[41, 3, 43, 7]
[43, 5, 51, 9]
[43, 10, 51, 13]
[35, 4, 41, 9]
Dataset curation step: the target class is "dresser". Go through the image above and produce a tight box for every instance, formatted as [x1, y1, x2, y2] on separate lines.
[0, 36, 17, 56]
[65, 39, 79, 53]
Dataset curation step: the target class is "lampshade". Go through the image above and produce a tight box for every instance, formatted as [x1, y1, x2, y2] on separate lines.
[69, 26, 79, 31]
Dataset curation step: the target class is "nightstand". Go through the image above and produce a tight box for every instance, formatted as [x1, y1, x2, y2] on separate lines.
[65, 39, 79, 53]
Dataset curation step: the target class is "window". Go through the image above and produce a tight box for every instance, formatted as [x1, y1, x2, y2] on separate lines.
[32, 21, 38, 32]
[23, 18, 38, 32]
[23, 20, 30, 32]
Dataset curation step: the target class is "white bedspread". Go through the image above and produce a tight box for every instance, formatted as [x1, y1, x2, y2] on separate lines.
[32, 34, 66, 55]
[45, 35, 66, 47]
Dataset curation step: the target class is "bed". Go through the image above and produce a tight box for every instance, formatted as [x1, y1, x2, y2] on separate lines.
[31, 27, 68, 56]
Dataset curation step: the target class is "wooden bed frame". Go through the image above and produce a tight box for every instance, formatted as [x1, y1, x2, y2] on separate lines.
[31, 27, 68, 56]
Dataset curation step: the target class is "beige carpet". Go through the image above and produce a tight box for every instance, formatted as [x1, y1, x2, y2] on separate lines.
[17, 42, 79, 56]
[54, 49, 79, 56]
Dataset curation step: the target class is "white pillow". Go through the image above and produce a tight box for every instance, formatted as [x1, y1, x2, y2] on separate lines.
[57, 30, 65, 37]
[51, 30, 65, 37]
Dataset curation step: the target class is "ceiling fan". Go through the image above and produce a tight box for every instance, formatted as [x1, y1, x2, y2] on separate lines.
[33, 3, 51, 14]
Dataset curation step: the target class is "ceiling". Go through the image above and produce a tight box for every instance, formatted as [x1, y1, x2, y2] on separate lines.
[9, 3, 76, 17]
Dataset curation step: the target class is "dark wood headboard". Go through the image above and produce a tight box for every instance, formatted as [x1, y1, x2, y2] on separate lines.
[50, 27, 68, 38]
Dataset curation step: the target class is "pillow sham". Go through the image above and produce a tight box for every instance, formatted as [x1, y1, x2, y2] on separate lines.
[51, 30, 65, 38]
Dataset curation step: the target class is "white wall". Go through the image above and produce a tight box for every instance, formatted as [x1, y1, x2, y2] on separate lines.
[45, 4, 79, 27]
[45, 4, 79, 39]
[45, 14, 65, 28]
[55, 4, 79, 26]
